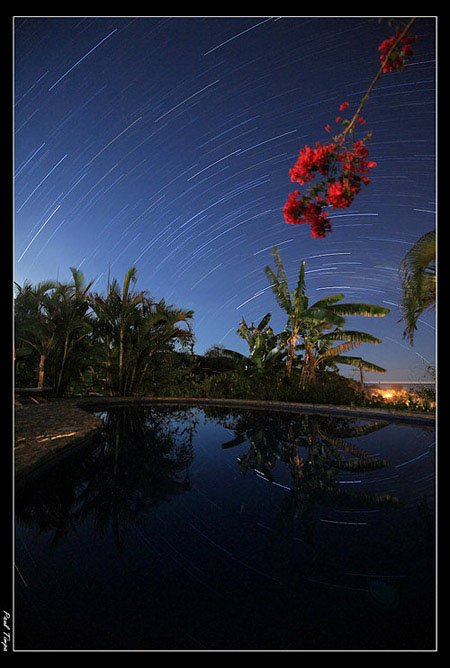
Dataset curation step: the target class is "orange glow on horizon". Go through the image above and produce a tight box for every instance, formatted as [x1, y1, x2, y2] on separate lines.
[367, 386, 435, 410]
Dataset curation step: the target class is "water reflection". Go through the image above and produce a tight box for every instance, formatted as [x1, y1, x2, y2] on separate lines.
[209, 410, 402, 580]
[216, 410, 395, 489]
[17, 408, 400, 553]
[16, 407, 196, 550]
[15, 407, 435, 649]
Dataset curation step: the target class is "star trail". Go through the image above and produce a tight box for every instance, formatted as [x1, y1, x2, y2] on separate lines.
[14, 16, 436, 381]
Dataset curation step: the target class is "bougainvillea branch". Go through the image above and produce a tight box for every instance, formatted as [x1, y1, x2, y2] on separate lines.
[339, 17, 417, 140]
[284, 17, 417, 239]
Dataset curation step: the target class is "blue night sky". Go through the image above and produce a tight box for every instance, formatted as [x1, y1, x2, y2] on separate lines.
[14, 16, 436, 381]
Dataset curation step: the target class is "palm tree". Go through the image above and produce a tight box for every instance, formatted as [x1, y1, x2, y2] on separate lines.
[400, 230, 436, 344]
[15, 271, 94, 395]
[264, 246, 390, 382]
[14, 279, 57, 389]
[49, 267, 94, 397]
[220, 410, 398, 572]
[220, 410, 396, 501]
[90, 266, 193, 396]
[124, 298, 194, 396]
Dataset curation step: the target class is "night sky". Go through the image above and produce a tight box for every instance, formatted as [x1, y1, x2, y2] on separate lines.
[13, 16, 436, 381]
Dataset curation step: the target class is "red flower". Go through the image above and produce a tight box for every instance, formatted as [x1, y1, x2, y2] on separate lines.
[283, 190, 304, 224]
[335, 116, 342, 123]
[357, 116, 366, 125]
[310, 216, 331, 238]
[378, 29, 417, 73]
[325, 123, 331, 132]
[352, 139, 369, 156]
[326, 179, 358, 209]
[289, 142, 336, 185]
[303, 202, 332, 238]
[339, 101, 349, 111]
[285, 130, 377, 238]
[283, 193, 332, 238]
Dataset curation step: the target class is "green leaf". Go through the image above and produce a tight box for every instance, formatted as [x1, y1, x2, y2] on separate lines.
[332, 303, 390, 318]
[322, 330, 382, 345]
[310, 294, 344, 309]
[332, 355, 386, 373]
[256, 312, 272, 331]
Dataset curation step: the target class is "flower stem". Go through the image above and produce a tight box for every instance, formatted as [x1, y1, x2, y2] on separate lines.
[338, 17, 416, 141]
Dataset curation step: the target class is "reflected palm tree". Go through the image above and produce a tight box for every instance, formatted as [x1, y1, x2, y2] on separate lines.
[221, 410, 392, 479]
[16, 407, 197, 551]
[217, 410, 400, 575]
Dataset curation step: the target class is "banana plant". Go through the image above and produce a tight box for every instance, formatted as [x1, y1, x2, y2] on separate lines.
[236, 312, 284, 374]
[298, 326, 386, 386]
[264, 246, 390, 382]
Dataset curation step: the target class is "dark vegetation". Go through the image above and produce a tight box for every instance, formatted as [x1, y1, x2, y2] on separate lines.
[14, 247, 435, 411]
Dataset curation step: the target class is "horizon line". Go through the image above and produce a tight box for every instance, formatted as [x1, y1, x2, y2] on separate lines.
[364, 380, 434, 385]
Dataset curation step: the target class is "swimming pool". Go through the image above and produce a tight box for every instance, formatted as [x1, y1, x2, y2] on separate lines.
[15, 405, 435, 650]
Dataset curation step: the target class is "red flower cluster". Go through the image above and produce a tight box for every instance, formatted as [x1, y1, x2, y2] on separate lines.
[283, 136, 376, 236]
[289, 142, 336, 185]
[326, 139, 377, 208]
[282, 25, 417, 239]
[337, 139, 377, 178]
[326, 180, 357, 208]
[283, 191, 331, 237]
[378, 29, 417, 73]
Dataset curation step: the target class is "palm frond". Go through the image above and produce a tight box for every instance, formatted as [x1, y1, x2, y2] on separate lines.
[293, 260, 307, 311]
[310, 294, 344, 309]
[264, 247, 293, 314]
[256, 312, 272, 331]
[400, 230, 436, 344]
[332, 458, 389, 472]
[400, 230, 436, 282]
[272, 246, 289, 285]
[69, 267, 86, 293]
[319, 341, 360, 359]
[264, 266, 292, 313]
[331, 421, 389, 438]
[332, 355, 387, 373]
[303, 307, 346, 328]
[332, 303, 390, 317]
[322, 330, 382, 345]
[122, 266, 138, 302]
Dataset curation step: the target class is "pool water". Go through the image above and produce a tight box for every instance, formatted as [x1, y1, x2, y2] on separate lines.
[15, 406, 435, 650]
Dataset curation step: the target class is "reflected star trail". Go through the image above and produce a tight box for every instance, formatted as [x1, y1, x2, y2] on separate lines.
[14, 16, 436, 381]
